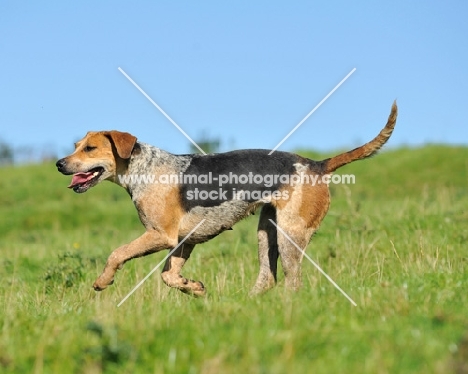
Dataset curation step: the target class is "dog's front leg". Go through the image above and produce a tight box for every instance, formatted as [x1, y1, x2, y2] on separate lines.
[93, 230, 177, 291]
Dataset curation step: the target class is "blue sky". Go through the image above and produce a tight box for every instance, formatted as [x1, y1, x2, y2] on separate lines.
[1, 1, 467, 159]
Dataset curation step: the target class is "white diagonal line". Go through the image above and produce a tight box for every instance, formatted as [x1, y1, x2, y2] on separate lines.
[117, 219, 206, 307]
[118, 67, 207, 155]
[269, 219, 357, 306]
[268, 68, 356, 155]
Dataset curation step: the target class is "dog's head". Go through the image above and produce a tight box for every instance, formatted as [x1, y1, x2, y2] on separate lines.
[56, 131, 137, 193]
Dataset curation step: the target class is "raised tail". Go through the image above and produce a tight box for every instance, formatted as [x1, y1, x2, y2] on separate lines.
[322, 101, 398, 173]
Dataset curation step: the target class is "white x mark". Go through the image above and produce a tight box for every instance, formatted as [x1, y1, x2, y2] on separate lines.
[117, 65, 357, 306]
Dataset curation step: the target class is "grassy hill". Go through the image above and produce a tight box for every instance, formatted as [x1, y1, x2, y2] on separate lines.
[0, 145, 467, 373]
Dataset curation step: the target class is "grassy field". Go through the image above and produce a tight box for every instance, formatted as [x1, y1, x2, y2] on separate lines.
[0, 145, 467, 373]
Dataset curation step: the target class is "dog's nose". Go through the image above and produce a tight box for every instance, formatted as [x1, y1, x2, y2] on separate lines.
[56, 158, 66, 170]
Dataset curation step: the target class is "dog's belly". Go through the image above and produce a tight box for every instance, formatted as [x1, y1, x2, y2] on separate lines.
[178, 199, 261, 244]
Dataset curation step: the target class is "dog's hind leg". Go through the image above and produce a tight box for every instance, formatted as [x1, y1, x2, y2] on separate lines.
[250, 204, 279, 295]
[276, 226, 308, 291]
[275, 183, 330, 291]
[161, 243, 206, 297]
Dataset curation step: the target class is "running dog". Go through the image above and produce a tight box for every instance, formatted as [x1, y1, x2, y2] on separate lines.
[56, 102, 397, 296]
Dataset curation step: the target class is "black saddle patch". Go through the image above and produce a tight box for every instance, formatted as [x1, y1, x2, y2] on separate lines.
[179, 149, 320, 210]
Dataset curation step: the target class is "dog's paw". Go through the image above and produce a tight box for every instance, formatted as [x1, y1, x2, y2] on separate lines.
[181, 281, 206, 297]
[93, 282, 106, 291]
[93, 277, 114, 291]
[192, 281, 207, 297]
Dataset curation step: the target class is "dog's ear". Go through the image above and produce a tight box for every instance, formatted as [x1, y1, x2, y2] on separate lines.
[105, 131, 137, 159]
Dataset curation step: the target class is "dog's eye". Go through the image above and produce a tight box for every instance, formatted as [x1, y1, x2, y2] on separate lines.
[84, 146, 96, 152]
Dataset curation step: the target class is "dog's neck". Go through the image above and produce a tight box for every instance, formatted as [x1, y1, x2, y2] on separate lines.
[114, 142, 192, 197]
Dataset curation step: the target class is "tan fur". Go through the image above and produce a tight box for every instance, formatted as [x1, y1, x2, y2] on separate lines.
[323, 101, 398, 173]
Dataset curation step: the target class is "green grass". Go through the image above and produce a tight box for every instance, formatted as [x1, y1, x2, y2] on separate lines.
[1, 145, 467, 373]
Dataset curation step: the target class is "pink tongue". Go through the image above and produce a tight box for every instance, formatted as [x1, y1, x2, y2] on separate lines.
[68, 172, 95, 188]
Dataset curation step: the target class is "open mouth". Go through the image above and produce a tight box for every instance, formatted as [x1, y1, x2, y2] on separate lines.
[68, 167, 105, 193]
